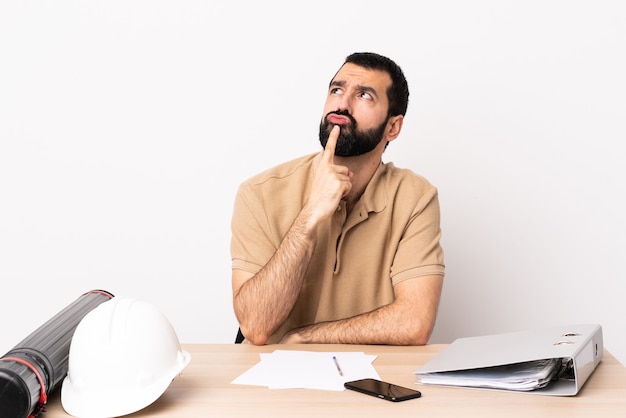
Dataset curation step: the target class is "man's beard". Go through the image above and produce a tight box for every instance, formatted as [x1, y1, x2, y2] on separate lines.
[319, 110, 388, 157]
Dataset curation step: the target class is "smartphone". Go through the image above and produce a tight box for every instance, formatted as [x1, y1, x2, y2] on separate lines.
[344, 378, 422, 402]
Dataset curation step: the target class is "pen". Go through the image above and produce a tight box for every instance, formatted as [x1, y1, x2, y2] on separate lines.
[332, 356, 343, 376]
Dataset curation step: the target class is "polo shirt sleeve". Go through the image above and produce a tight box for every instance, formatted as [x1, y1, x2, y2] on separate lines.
[390, 184, 445, 286]
[230, 181, 279, 274]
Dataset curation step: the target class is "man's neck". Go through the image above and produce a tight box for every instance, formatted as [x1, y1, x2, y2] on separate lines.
[336, 154, 381, 213]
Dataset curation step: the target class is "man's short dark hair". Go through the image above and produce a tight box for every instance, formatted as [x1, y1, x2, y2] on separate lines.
[344, 52, 409, 118]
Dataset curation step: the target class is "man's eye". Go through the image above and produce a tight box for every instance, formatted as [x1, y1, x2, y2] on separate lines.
[330, 88, 342, 95]
[359, 92, 372, 99]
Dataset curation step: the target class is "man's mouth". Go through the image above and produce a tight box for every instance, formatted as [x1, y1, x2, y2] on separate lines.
[326, 113, 352, 126]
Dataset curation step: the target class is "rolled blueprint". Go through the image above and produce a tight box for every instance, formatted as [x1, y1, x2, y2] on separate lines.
[0, 289, 114, 418]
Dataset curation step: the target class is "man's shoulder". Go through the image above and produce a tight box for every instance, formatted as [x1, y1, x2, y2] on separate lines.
[380, 161, 436, 190]
[242, 153, 319, 187]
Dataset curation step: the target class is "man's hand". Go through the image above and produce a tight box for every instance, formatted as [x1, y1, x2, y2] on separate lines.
[303, 125, 353, 227]
[279, 329, 305, 344]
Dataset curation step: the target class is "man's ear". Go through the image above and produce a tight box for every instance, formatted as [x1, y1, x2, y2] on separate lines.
[385, 115, 404, 143]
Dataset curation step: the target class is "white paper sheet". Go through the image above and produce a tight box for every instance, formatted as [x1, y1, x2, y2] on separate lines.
[232, 350, 381, 391]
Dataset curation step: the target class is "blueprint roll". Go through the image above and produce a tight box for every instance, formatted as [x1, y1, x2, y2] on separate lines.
[0, 289, 114, 418]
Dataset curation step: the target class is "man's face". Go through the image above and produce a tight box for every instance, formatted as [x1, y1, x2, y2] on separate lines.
[319, 63, 392, 157]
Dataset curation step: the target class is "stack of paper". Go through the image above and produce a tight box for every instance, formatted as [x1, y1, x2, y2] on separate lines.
[416, 358, 564, 391]
[232, 350, 381, 391]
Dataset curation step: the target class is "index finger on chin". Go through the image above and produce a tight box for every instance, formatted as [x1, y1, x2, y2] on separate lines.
[323, 125, 340, 163]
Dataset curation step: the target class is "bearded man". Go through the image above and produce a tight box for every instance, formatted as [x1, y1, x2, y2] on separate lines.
[230, 52, 445, 345]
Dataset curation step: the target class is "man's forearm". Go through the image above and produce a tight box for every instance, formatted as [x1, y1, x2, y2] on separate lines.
[280, 275, 443, 346]
[281, 308, 421, 345]
[282, 306, 431, 346]
[234, 210, 318, 345]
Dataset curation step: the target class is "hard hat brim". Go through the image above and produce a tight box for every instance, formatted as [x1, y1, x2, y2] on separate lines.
[61, 349, 191, 418]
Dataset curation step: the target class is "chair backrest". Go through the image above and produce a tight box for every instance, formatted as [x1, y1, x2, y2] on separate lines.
[235, 328, 245, 344]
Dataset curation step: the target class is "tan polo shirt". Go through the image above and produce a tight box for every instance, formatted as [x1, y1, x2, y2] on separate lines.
[231, 152, 445, 343]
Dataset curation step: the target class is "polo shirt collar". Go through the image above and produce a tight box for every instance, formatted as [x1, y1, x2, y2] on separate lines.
[357, 161, 388, 215]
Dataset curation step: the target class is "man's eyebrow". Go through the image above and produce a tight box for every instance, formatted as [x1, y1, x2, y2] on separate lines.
[329, 80, 379, 98]
[358, 85, 378, 98]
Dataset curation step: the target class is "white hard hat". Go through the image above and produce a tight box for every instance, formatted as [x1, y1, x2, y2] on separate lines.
[61, 297, 191, 418]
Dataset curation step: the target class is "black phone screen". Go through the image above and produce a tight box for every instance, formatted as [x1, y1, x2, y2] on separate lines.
[344, 378, 422, 402]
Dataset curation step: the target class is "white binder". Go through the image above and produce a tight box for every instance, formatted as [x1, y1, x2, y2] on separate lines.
[415, 324, 603, 396]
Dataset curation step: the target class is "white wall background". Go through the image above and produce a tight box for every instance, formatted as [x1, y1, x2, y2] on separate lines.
[1, 1, 625, 365]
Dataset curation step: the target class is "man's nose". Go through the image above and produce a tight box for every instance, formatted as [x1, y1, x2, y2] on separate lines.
[336, 94, 352, 113]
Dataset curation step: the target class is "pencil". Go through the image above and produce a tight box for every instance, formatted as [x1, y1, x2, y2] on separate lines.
[332, 356, 343, 376]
